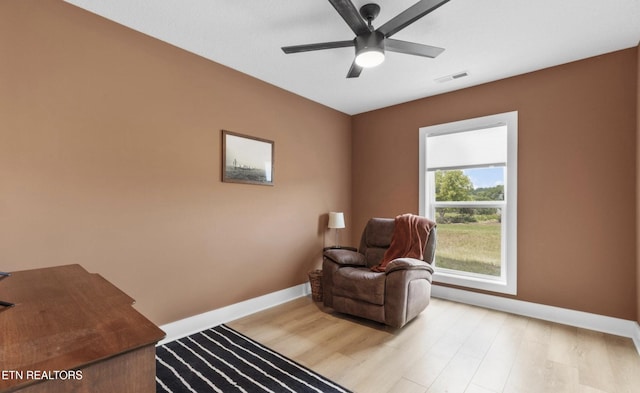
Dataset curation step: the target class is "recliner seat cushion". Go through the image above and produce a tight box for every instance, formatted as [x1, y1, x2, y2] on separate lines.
[332, 267, 386, 306]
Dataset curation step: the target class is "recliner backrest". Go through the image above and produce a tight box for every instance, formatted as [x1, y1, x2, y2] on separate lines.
[358, 217, 437, 268]
[359, 218, 395, 267]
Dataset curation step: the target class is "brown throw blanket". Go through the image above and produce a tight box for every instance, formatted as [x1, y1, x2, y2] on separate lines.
[371, 213, 436, 272]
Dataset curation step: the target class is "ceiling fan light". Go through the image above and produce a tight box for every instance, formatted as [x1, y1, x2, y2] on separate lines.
[354, 31, 386, 68]
[355, 49, 385, 68]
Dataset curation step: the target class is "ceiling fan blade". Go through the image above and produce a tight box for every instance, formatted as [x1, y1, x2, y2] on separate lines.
[385, 39, 445, 58]
[377, 0, 450, 38]
[346, 61, 363, 78]
[282, 40, 354, 54]
[328, 0, 371, 36]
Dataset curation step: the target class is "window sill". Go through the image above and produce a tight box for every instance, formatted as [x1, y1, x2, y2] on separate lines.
[433, 270, 516, 295]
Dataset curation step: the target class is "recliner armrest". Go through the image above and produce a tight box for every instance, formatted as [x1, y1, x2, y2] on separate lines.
[385, 258, 434, 274]
[323, 249, 367, 267]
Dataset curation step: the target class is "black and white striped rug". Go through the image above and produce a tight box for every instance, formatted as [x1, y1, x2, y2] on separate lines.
[156, 324, 351, 393]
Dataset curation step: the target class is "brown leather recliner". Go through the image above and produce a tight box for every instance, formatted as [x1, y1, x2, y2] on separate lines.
[322, 217, 437, 328]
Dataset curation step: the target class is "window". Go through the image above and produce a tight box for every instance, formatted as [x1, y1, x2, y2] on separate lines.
[419, 112, 517, 294]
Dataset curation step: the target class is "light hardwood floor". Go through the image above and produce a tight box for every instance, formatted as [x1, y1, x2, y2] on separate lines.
[228, 296, 640, 393]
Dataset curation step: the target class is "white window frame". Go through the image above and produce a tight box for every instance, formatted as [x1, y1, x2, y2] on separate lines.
[419, 111, 518, 295]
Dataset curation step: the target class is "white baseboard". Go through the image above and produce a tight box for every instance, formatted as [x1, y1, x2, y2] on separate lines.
[158, 283, 310, 345]
[633, 321, 640, 354]
[432, 285, 640, 355]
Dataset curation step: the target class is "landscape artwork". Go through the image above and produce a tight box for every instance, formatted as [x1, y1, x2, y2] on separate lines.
[222, 130, 274, 186]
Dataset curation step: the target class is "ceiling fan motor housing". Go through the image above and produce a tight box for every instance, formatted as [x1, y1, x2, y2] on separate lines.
[354, 31, 385, 67]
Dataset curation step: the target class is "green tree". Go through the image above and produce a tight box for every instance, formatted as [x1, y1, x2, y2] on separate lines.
[471, 185, 504, 201]
[435, 170, 474, 223]
[435, 170, 473, 201]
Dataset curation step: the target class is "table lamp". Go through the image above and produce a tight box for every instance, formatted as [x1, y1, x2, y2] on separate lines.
[328, 212, 345, 248]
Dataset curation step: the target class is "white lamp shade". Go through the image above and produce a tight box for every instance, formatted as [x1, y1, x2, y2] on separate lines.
[328, 212, 345, 229]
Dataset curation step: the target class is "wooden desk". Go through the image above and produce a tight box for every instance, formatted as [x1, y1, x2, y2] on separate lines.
[0, 265, 165, 393]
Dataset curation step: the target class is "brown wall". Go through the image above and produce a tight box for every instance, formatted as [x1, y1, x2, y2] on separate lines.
[0, 1, 352, 325]
[352, 48, 638, 320]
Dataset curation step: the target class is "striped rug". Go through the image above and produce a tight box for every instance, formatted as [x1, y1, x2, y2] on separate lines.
[156, 324, 351, 393]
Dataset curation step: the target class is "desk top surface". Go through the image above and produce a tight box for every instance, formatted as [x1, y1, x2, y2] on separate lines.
[0, 264, 165, 391]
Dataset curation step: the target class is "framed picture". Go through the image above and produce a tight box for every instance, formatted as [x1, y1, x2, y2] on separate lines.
[222, 130, 274, 186]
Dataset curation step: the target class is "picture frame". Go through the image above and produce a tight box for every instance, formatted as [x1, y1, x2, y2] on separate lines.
[222, 130, 274, 186]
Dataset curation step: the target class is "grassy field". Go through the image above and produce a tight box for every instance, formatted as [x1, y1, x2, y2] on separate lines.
[435, 222, 501, 276]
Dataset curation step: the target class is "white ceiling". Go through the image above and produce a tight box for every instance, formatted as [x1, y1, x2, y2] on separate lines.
[64, 0, 639, 115]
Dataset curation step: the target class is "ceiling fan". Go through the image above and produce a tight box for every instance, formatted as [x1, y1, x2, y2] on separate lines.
[281, 0, 450, 78]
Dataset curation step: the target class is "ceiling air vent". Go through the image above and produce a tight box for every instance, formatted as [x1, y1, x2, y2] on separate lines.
[435, 71, 469, 83]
